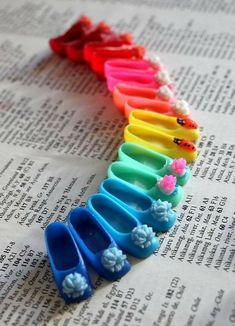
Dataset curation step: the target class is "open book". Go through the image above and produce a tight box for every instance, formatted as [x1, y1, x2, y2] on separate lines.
[0, 0, 234, 325]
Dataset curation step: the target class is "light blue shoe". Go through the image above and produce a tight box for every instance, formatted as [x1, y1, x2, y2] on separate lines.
[100, 178, 176, 232]
[87, 193, 159, 258]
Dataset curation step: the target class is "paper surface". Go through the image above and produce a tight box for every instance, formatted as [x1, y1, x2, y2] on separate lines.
[0, 0, 234, 325]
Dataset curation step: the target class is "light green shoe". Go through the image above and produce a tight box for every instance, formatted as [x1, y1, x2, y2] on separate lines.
[118, 142, 191, 186]
[107, 161, 184, 207]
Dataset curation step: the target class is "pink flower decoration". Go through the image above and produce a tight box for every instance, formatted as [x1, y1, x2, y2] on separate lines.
[170, 158, 186, 176]
[158, 175, 176, 195]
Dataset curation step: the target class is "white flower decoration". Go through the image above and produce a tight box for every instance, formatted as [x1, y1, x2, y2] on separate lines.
[148, 53, 162, 67]
[172, 100, 190, 115]
[157, 85, 174, 101]
[155, 71, 172, 85]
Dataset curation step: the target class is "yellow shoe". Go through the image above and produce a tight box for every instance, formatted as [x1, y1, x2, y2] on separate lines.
[124, 124, 197, 163]
[129, 110, 200, 142]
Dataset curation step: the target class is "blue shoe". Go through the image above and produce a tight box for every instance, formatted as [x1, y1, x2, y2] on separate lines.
[108, 161, 184, 207]
[87, 193, 159, 258]
[68, 207, 131, 281]
[45, 222, 92, 303]
[100, 178, 176, 232]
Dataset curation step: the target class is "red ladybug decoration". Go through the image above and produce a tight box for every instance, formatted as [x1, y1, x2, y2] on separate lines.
[173, 138, 196, 151]
[177, 118, 198, 129]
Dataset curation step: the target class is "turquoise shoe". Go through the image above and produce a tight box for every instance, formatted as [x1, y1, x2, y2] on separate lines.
[100, 178, 176, 232]
[108, 161, 184, 207]
[87, 193, 159, 258]
[119, 142, 191, 186]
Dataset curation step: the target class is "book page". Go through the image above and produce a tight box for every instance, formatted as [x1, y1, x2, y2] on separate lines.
[0, 1, 234, 325]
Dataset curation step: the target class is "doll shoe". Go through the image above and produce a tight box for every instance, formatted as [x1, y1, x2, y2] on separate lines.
[104, 58, 161, 77]
[119, 142, 191, 186]
[100, 178, 176, 232]
[49, 16, 93, 56]
[87, 193, 159, 258]
[108, 161, 183, 207]
[129, 110, 199, 141]
[124, 124, 197, 163]
[112, 83, 177, 113]
[104, 53, 165, 75]
[68, 208, 130, 281]
[90, 45, 145, 77]
[83, 33, 133, 64]
[45, 222, 92, 303]
[106, 69, 173, 92]
[124, 97, 190, 119]
[66, 22, 114, 62]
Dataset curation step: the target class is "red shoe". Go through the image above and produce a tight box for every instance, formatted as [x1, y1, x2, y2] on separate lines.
[66, 21, 114, 62]
[83, 33, 133, 64]
[49, 16, 93, 56]
[90, 44, 145, 78]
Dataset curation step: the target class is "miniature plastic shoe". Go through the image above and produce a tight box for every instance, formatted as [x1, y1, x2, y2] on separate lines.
[87, 193, 159, 258]
[100, 178, 176, 232]
[90, 45, 145, 77]
[106, 69, 173, 92]
[66, 22, 114, 62]
[45, 222, 92, 303]
[108, 161, 184, 207]
[68, 207, 130, 281]
[129, 110, 199, 141]
[124, 97, 191, 118]
[49, 16, 93, 56]
[118, 142, 191, 186]
[83, 33, 133, 64]
[104, 58, 162, 77]
[112, 83, 176, 113]
[124, 124, 197, 163]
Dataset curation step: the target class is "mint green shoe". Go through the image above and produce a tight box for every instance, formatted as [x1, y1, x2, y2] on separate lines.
[118, 142, 191, 186]
[108, 161, 184, 207]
